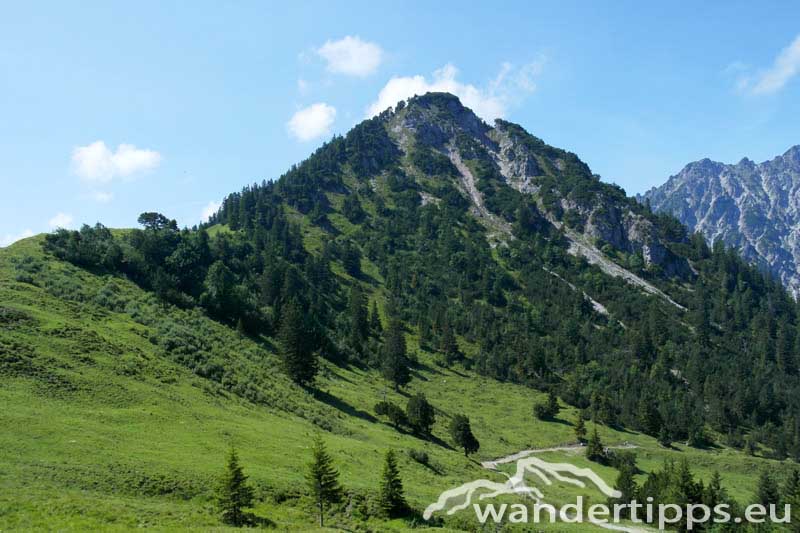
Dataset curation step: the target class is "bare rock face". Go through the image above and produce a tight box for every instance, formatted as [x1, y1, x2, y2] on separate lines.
[642, 146, 800, 296]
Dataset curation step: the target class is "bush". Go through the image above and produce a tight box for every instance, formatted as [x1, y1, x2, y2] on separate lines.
[408, 449, 429, 466]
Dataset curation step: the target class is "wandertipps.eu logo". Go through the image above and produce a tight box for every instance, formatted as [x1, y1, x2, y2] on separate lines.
[424, 456, 622, 526]
[424, 455, 792, 531]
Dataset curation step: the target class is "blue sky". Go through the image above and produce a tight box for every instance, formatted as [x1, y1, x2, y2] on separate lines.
[2, 1, 799, 245]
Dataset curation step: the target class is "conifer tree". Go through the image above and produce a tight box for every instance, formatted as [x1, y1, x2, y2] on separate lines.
[756, 469, 780, 506]
[546, 390, 560, 418]
[217, 448, 255, 527]
[439, 321, 459, 363]
[450, 414, 480, 456]
[611, 464, 638, 518]
[306, 435, 342, 527]
[347, 287, 369, 355]
[586, 426, 605, 463]
[703, 471, 726, 509]
[378, 449, 406, 518]
[658, 426, 672, 448]
[278, 300, 317, 385]
[406, 393, 436, 437]
[369, 300, 382, 333]
[574, 416, 587, 444]
[381, 319, 410, 390]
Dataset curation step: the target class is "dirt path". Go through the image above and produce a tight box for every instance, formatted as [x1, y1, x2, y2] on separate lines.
[481, 442, 638, 470]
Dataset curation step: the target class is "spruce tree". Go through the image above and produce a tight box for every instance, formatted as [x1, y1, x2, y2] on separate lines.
[381, 319, 410, 390]
[378, 449, 406, 518]
[450, 414, 480, 456]
[545, 390, 560, 418]
[369, 300, 382, 333]
[756, 469, 781, 506]
[439, 322, 459, 363]
[217, 448, 255, 527]
[574, 416, 587, 444]
[586, 426, 605, 463]
[278, 300, 318, 385]
[406, 393, 436, 437]
[703, 470, 726, 509]
[611, 464, 638, 518]
[306, 435, 342, 527]
[347, 287, 369, 355]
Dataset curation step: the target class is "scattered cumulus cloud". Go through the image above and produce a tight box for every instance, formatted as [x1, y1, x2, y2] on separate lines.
[48, 212, 74, 229]
[737, 34, 800, 95]
[72, 141, 162, 183]
[287, 103, 337, 141]
[366, 58, 546, 121]
[0, 229, 34, 248]
[201, 201, 221, 221]
[316, 36, 383, 77]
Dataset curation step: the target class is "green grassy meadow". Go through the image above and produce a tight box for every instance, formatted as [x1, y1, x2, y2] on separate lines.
[0, 234, 785, 531]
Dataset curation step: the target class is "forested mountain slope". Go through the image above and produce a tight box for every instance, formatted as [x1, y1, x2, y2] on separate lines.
[43, 92, 800, 453]
[4, 92, 800, 530]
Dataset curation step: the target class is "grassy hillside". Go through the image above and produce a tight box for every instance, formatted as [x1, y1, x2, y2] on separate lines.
[0, 234, 785, 531]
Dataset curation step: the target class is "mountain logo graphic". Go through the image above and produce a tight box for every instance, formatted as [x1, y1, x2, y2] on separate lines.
[423, 456, 621, 520]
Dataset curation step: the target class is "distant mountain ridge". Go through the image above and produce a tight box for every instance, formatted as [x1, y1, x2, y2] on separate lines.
[641, 145, 800, 295]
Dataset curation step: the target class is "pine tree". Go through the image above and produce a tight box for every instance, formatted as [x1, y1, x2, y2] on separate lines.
[586, 426, 606, 463]
[217, 448, 255, 527]
[574, 416, 587, 444]
[369, 300, 382, 333]
[381, 319, 410, 390]
[658, 426, 672, 448]
[406, 393, 436, 437]
[278, 300, 317, 385]
[785, 468, 800, 500]
[378, 450, 406, 518]
[439, 321, 459, 363]
[347, 287, 369, 356]
[546, 390, 560, 418]
[306, 435, 342, 527]
[703, 470, 726, 509]
[450, 414, 480, 456]
[611, 464, 638, 518]
[756, 469, 781, 506]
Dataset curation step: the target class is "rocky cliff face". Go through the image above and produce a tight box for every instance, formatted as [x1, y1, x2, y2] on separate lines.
[382, 93, 692, 300]
[642, 146, 800, 296]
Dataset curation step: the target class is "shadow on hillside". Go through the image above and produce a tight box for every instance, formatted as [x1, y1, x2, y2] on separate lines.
[314, 389, 378, 423]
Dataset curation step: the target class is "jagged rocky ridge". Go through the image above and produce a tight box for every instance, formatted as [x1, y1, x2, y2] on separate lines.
[642, 146, 800, 296]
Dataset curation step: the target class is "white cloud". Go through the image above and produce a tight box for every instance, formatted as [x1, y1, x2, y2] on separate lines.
[287, 103, 337, 141]
[201, 200, 221, 221]
[366, 60, 545, 122]
[739, 34, 800, 95]
[91, 191, 114, 203]
[48, 212, 74, 229]
[316, 36, 383, 77]
[0, 229, 34, 248]
[72, 141, 162, 183]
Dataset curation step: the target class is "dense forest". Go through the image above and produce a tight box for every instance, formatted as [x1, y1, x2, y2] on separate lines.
[42, 92, 800, 461]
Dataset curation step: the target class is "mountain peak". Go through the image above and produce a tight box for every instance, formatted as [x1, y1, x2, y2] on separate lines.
[783, 144, 800, 164]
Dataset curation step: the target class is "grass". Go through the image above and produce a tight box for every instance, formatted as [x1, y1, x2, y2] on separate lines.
[0, 234, 788, 532]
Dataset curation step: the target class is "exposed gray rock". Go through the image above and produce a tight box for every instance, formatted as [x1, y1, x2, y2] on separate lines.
[642, 145, 800, 296]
